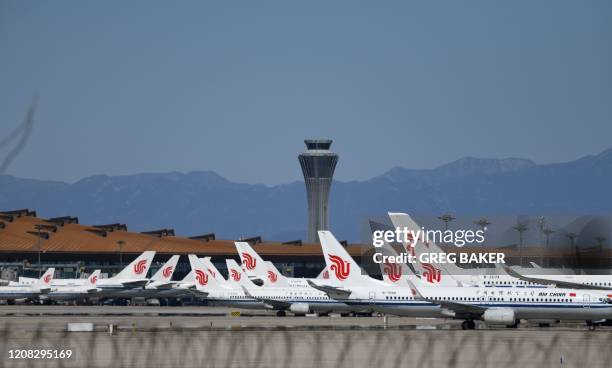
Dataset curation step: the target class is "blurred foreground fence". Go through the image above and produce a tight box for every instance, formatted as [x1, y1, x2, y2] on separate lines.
[1, 323, 612, 368]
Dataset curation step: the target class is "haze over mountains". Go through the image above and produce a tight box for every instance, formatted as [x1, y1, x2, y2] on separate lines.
[1, 148, 611, 242]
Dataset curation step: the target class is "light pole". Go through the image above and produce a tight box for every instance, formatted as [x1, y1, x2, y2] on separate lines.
[474, 218, 491, 233]
[438, 213, 456, 231]
[512, 222, 528, 267]
[542, 227, 554, 267]
[537, 216, 546, 245]
[34, 224, 44, 277]
[594, 236, 606, 269]
[117, 240, 125, 268]
[474, 218, 491, 268]
[566, 232, 578, 269]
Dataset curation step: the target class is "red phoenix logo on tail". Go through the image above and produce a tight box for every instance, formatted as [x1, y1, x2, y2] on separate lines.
[230, 269, 241, 281]
[133, 259, 147, 275]
[195, 269, 209, 285]
[421, 263, 441, 283]
[383, 262, 402, 282]
[242, 253, 256, 270]
[162, 266, 173, 278]
[328, 254, 350, 281]
[267, 271, 278, 283]
[404, 234, 416, 257]
[90, 275, 98, 284]
[43, 274, 52, 284]
[207, 268, 216, 279]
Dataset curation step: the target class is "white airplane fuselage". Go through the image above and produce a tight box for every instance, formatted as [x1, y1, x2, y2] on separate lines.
[351, 284, 612, 321]
[0, 286, 47, 300]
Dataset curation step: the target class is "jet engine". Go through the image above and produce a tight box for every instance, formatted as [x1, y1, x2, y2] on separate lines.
[289, 303, 310, 314]
[483, 308, 515, 324]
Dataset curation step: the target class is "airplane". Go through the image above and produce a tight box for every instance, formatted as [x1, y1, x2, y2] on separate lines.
[147, 255, 180, 289]
[235, 241, 313, 288]
[153, 257, 227, 301]
[149, 257, 226, 303]
[234, 241, 366, 315]
[406, 272, 612, 330]
[189, 254, 355, 316]
[41, 270, 101, 302]
[17, 251, 156, 291]
[96, 251, 156, 290]
[225, 257, 352, 316]
[0, 268, 55, 302]
[107, 254, 181, 299]
[388, 212, 612, 290]
[187, 254, 265, 310]
[312, 230, 612, 329]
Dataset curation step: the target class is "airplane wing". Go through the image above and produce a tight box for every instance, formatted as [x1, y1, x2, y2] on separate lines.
[529, 262, 542, 269]
[502, 266, 612, 290]
[429, 299, 488, 318]
[120, 280, 149, 288]
[186, 289, 209, 298]
[238, 286, 291, 309]
[306, 280, 352, 299]
[152, 282, 174, 290]
[247, 277, 265, 287]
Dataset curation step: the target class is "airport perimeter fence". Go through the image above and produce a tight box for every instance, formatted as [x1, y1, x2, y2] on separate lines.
[1, 322, 612, 368]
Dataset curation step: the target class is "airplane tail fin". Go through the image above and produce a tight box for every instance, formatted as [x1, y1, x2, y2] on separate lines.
[36, 268, 55, 289]
[180, 270, 194, 283]
[113, 251, 156, 280]
[226, 259, 256, 287]
[388, 212, 464, 280]
[188, 254, 221, 291]
[151, 255, 180, 282]
[87, 270, 101, 286]
[403, 274, 427, 301]
[375, 241, 414, 284]
[234, 242, 271, 283]
[318, 230, 365, 285]
[201, 257, 228, 285]
[264, 261, 289, 287]
[177, 270, 195, 289]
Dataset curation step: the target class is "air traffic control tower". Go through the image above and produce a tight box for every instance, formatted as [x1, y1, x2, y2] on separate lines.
[298, 139, 339, 243]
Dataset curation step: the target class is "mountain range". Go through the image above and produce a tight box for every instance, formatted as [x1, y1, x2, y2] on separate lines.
[1, 148, 611, 242]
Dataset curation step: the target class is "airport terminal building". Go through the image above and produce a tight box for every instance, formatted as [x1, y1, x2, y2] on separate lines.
[0, 209, 369, 281]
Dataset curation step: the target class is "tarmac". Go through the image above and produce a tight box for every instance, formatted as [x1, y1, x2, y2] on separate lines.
[0, 305, 610, 367]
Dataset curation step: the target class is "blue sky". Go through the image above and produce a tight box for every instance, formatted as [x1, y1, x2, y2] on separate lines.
[1, 1, 610, 185]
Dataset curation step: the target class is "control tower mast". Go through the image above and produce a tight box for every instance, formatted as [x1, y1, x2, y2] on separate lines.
[298, 140, 339, 243]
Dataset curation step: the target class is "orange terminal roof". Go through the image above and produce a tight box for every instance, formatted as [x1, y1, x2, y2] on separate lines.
[0, 211, 367, 257]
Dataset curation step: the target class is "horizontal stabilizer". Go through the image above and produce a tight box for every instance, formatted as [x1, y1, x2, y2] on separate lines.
[120, 280, 149, 288]
[306, 279, 352, 299]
